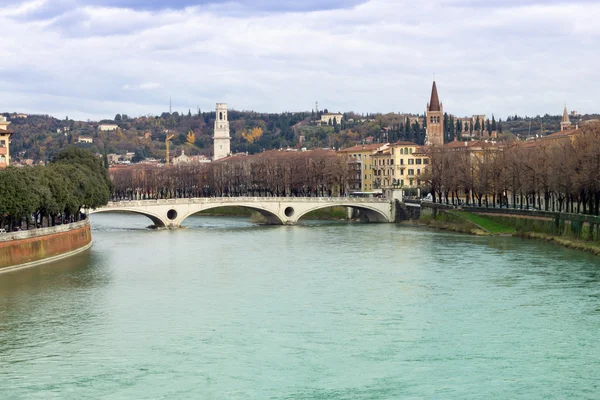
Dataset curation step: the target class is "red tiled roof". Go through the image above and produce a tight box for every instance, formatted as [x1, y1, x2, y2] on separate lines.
[391, 141, 419, 146]
[338, 144, 383, 152]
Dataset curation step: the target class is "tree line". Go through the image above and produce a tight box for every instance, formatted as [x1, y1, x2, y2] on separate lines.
[0, 148, 112, 231]
[110, 150, 350, 200]
[423, 122, 600, 215]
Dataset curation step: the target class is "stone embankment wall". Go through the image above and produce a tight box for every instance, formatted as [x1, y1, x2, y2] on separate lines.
[0, 220, 92, 273]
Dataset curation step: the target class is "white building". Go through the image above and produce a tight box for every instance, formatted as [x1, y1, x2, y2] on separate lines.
[320, 113, 343, 125]
[213, 103, 231, 161]
[77, 136, 93, 144]
[98, 124, 118, 131]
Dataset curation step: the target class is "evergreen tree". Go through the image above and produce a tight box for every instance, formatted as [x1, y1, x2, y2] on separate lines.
[474, 117, 481, 132]
[491, 114, 497, 132]
[486, 119, 492, 134]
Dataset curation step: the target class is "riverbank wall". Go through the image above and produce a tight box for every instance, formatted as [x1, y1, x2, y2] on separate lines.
[416, 204, 600, 255]
[0, 220, 92, 274]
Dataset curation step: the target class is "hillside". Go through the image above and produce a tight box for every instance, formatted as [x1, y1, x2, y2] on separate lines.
[2, 110, 426, 163]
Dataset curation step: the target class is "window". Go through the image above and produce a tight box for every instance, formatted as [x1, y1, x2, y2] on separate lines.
[400, 180, 404, 187]
[400, 159, 404, 165]
[404, 147, 408, 154]
[417, 169, 420, 175]
[400, 169, 404, 176]
[424, 158, 429, 165]
[0, 140, 5, 147]
[408, 169, 414, 175]
[408, 159, 414, 165]
[409, 179, 414, 186]
[409, 148, 413, 154]
[416, 159, 422, 165]
[0, 155, 5, 163]
[219, 111, 223, 120]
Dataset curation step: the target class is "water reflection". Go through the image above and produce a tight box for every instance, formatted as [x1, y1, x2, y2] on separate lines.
[1, 213, 599, 398]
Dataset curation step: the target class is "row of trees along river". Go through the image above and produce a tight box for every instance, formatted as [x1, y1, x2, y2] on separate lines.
[424, 122, 600, 215]
[0, 148, 112, 231]
[110, 150, 350, 200]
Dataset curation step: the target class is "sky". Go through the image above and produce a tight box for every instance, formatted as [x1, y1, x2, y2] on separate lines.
[0, 0, 598, 121]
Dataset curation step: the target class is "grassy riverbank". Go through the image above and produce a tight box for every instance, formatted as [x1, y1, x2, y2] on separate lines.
[416, 210, 600, 256]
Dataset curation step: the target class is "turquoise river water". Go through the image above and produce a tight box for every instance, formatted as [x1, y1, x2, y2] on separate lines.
[1, 213, 600, 399]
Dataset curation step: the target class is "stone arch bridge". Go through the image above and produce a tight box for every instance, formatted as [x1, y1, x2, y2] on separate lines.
[91, 197, 395, 228]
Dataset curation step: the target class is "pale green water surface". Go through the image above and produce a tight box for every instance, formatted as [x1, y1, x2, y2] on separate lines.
[1, 214, 600, 399]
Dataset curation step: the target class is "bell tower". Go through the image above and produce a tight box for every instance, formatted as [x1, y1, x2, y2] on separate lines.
[425, 81, 444, 146]
[560, 105, 572, 132]
[213, 103, 230, 160]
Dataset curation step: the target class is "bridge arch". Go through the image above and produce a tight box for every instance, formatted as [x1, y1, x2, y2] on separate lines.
[178, 204, 284, 226]
[91, 208, 168, 228]
[293, 203, 391, 224]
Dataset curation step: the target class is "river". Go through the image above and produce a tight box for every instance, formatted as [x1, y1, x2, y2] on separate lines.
[1, 213, 600, 399]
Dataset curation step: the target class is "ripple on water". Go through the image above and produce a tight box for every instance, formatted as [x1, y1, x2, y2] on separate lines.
[1, 214, 600, 398]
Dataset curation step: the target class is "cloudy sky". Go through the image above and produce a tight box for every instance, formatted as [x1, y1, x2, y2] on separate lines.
[1, 0, 598, 121]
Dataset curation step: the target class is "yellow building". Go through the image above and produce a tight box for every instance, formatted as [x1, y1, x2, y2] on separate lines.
[372, 141, 430, 189]
[338, 143, 388, 192]
[0, 116, 13, 168]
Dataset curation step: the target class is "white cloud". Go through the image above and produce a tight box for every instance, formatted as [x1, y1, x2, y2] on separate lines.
[0, 0, 48, 17]
[0, 0, 598, 120]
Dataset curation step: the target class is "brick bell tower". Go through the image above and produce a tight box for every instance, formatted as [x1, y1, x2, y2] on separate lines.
[425, 81, 444, 146]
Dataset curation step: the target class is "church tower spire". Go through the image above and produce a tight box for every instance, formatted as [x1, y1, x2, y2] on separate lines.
[560, 105, 572, 132]
[425, 81, 444, 146]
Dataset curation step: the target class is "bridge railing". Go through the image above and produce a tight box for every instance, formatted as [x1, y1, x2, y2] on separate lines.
[102, 196, 391, 208]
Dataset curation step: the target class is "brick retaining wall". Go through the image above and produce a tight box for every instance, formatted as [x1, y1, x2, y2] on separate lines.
[0, 220, 92, 271]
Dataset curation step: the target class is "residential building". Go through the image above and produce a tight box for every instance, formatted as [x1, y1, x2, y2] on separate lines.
[372, 141, 429, 190]
[425, 81, 444, 146]
[77, 136, 93, 144]
[320, 113, 343, 126]
[98, 124, 119, 131]
[0, 116, 13, 168]
[338, 143, 388, 192]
